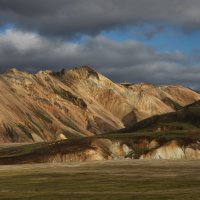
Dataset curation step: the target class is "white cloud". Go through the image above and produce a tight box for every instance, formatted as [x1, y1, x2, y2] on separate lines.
[0, 28, 199, 89]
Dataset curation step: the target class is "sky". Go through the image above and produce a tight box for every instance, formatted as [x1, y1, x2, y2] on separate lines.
[0, 0, 200, 89]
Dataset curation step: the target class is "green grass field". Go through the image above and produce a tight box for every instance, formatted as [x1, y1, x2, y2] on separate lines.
[0, 160, 200, 200]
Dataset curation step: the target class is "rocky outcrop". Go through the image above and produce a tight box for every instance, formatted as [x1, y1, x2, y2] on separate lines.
[140, 140, 200, 159]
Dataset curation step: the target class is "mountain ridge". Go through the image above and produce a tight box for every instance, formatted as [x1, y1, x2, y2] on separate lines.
[0, 66, 200, 143]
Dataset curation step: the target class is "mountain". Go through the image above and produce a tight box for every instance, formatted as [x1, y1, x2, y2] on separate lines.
[0, 66, 200, 143]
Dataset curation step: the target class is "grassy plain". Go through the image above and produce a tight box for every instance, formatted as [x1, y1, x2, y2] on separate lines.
[0, 160, 200, 200]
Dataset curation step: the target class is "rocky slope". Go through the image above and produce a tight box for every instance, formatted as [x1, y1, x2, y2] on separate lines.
[0, 66, 200, 143]
[1, 91, 200, 163]
[122, 100, 200, 133]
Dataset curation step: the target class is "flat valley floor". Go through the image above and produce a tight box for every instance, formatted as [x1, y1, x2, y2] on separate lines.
[0, 160, 200, 200]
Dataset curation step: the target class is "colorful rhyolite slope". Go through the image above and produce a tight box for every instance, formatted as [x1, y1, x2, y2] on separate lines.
[0, 66, 199, 142]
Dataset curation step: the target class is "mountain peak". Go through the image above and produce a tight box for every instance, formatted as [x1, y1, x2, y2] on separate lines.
[55, 66, 100, 80]
[5, 68, 21, 75]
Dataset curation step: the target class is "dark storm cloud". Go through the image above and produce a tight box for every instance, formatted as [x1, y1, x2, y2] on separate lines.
[0, 28, 199, 89]
[0, 0, 200, 37]
[0, 0, 199, 89]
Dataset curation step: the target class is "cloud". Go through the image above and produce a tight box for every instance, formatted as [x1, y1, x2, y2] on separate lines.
[0, 28, 199, 89]
[0, 0, 200, 38]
